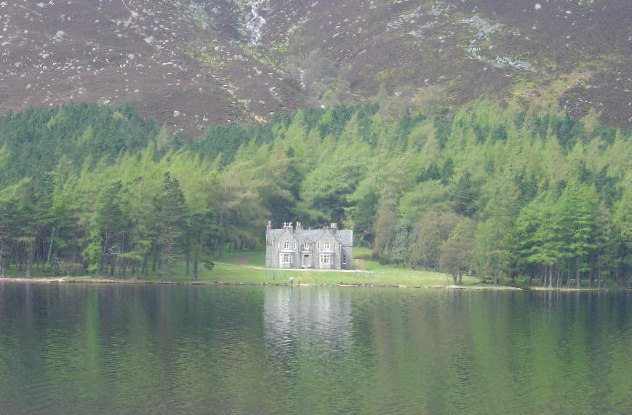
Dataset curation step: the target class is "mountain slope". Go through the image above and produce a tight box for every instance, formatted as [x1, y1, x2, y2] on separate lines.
[0, 0, 630, 132]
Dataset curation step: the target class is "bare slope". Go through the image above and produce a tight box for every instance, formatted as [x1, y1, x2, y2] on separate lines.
[1, 0, 630, 132]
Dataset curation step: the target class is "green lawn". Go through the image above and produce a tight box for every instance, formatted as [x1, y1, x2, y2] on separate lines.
[178, 247, 482, 287]
[8, 248, 486, 288]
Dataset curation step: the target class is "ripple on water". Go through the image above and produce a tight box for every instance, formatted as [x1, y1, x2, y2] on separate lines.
[2, 285, 632, 414]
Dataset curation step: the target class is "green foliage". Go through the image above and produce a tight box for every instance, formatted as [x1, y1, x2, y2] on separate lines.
[1, 100, 632, 286]
[439, 217, 476, 285]
[153, 172, 187, 279]
[409, 209, 461, 269]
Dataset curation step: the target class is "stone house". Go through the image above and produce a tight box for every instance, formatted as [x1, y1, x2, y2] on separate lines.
[265, 221, 353, 269]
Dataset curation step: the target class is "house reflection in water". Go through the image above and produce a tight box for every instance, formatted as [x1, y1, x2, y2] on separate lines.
[263, 287, 353, 361]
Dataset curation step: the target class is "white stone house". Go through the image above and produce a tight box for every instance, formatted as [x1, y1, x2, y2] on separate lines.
[265, 221, 353, 269]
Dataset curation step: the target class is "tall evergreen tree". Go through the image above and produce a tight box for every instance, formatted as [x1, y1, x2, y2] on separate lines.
[153, 172, 187, 279]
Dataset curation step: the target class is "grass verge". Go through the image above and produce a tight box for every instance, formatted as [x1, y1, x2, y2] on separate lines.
[1, 249, 516, 289]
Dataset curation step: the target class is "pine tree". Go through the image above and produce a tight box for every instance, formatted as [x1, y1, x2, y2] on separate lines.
[555, 182, 597, 288]
[90, 180, 127, 276]
[153, 172, 187, 279]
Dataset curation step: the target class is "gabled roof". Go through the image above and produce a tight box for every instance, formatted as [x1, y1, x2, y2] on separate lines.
[267, 229, 290, 240]
[335, 230, 353, 246]
[267, 227, 353, 246]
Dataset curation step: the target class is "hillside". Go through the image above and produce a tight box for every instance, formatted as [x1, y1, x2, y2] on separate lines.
[0, 0, 630, 132]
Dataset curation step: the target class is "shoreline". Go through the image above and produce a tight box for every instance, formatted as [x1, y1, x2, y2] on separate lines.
[0, 275, 505, 289]
[0, 276, 620, 291]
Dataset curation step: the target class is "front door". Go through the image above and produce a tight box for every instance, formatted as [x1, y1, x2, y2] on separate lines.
[302, 254, 311, 268]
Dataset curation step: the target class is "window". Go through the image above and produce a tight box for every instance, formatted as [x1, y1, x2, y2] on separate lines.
[342, 253, 346, 265]
[324, 242, 331, 250]
[284, 241, 290, 249]
[281, 253, 291, 264]
[320, 254, 331, 265]
[294, 242, 297, 250]
[304, 242, 310, 250]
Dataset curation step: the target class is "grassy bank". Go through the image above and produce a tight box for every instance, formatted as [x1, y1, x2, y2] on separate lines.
[3, 250, 621, 291]
[2, 248, 491, 288]
[0, 248, 535, 289]
[166, 248, 480, 287]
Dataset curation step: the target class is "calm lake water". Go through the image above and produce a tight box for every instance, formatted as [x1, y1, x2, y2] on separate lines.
[1, 283, 631, 414]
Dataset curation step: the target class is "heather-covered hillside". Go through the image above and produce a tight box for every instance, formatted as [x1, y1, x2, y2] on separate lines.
[0, 0, 630, 132]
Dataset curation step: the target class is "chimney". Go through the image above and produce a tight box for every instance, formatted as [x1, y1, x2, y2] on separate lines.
[267, 220, 272, 230]
[331, 223, 337, 230]
[296, 221, 302, 231]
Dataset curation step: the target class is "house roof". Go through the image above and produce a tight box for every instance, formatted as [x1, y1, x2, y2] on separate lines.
[267, 228, 353, 246]
[267, 229, 287, 240]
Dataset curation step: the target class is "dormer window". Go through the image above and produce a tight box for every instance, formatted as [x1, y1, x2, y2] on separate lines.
[324, 242, 330, 250]
[284, 241, 290, 249]
[304, 242, 310, 250]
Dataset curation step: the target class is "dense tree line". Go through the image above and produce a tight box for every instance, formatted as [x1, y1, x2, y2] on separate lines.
[1, 100, 631, 286]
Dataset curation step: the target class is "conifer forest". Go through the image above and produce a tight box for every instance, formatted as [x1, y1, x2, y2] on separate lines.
[1, 100, 631, 287]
